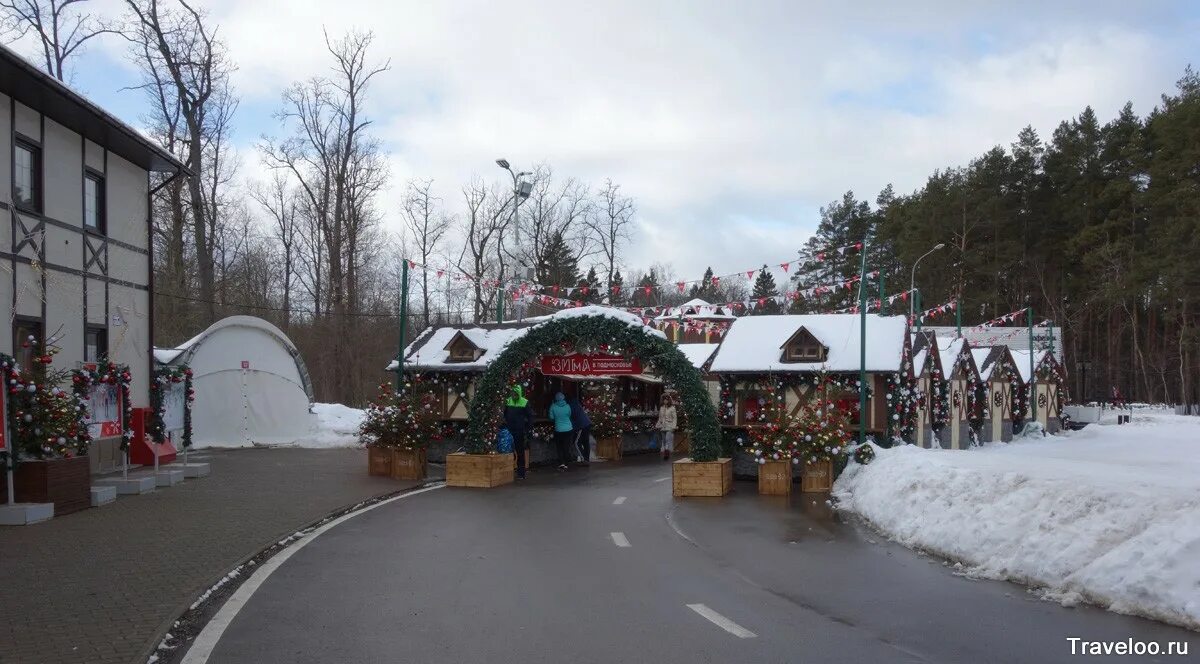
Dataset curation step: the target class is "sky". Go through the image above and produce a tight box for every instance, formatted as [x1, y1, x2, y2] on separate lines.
[13, 0, 1200, 281]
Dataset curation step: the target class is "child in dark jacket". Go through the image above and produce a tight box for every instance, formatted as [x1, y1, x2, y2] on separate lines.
[504, 385, 533, 479]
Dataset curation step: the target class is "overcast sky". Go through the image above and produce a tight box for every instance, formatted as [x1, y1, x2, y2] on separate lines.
[28, 0, 1200, 280]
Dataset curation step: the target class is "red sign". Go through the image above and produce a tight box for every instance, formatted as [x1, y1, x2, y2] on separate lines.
[541, 354, 642, 376]
[241, 360, 250, 369]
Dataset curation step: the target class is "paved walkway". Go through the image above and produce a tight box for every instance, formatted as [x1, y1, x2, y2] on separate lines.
[0, 448, 425, 664]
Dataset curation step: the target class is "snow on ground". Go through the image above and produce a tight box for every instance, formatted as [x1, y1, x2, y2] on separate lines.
[304, 403, 366, 448]
[834, 409, 1200, 630]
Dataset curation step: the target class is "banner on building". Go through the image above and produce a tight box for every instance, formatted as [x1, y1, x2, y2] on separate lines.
[162, 382, 187, 434]
[541, 354, 643, 376]
[86, 384, 122, 438]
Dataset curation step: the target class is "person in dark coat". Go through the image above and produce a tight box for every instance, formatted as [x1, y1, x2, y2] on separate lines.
[570, 396, 593, 466]
[504, 384, 534, 479]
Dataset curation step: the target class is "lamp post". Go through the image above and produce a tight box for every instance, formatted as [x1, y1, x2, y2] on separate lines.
[495, 158, 531, 323]
[909, 243, 945, 323]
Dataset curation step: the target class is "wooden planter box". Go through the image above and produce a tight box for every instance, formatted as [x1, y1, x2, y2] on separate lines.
[0, 456, 91, 516]
[757, 459, 793, 495]
[446, 452, 514, 488]
[391, 448, 427, 481]
[672, 457, 733, 497]
[801, 460, 833, 493]
[597, 437, 623, 461]
[367, 447, 393, 476]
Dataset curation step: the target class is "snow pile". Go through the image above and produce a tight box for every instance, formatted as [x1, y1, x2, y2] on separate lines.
[304, 403, 366, 448]
[834, 411, 1200, 630]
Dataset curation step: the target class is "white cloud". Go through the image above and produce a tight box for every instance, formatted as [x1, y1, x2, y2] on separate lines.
[49, 0, 1200, 280]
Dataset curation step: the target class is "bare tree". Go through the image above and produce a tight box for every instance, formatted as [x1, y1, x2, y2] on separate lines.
[0, 0, 113, 80]
[125, 0, 233, 324]
[260, 28, 389, 400]
[401, 178, 450, 328]
[586, 178, 635, 293]
[457, 179, 512, 323]
[251, 173, 300, 329]
[506, 164, 594, 279]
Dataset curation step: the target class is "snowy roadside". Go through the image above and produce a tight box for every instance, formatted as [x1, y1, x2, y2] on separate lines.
[189, 403, 365, 449]
[833, 410, 1200, 631]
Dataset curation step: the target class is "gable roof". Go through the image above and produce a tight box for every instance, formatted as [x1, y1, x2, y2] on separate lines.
[708, 314, 908, 373]
[0, 44, 186, 173]
[1010, 348, 1063, 383]
[779, 326, 825, 350]
[935, 335, 981, 382]
[678, 343, 719, 370]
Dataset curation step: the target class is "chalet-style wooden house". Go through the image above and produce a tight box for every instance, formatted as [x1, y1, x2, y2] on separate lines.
[705, 314, 912, 438]
[1011, 348, 1068, 433]
[971, 346, 1022, 442]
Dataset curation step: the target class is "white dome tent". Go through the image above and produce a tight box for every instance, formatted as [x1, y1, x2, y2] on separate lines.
[154, 316, 318, 446]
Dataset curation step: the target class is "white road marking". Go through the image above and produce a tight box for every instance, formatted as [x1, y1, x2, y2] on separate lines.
[654, 476, 671, 483]
[613, 496, 627, 505]
[687, 604, 758, 639]
[610, 532, 631, 547]
[181, 483, 446, 664]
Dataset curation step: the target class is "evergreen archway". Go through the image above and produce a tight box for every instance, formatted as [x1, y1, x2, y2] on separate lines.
[466, 311, 721, 461]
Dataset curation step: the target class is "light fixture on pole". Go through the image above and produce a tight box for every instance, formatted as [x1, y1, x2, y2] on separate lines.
[909, 243, 946, 323]
[495, 158, 532, 323]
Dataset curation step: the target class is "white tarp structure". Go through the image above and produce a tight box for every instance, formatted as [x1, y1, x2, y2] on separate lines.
[155, 316, 317, 447]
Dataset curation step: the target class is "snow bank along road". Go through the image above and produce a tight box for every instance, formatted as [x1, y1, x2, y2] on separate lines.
[179, 456, 1195, 664]
[835, 410, 1200, 631]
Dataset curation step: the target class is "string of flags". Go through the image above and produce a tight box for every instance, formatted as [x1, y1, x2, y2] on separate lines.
[975, 320, 1053, 346]
[971, 307, 1029, 332]
[400, 241, 866, 299]
[826, 288, 917, 314]
[912, 299, 958, 325]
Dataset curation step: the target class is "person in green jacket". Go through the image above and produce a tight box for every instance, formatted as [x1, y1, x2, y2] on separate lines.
[548, 392, 574, 470]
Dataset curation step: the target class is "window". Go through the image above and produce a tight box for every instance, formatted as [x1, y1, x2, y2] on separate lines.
[86, 327, 108, 363]
[14, 139, 41, 212]
[13, 318, 44, 373]
[85, 171, 105, 233]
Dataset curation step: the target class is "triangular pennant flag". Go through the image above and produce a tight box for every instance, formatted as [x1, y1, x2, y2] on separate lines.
[711, 277, 720, 287]
[436, 269, 444, 278]
[676, 281, 686, 293]
[855, 242, 863, 251]
[781, 262, 790, 272]
[747, 270, 755, 279]
[408, 260, 416, 269]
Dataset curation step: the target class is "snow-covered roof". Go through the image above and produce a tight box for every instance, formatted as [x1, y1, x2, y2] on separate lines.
[395, 324, 531, 371]
[1009, 348, 1058, 384]
[971, 348, 993, 379]
[677, 343, 719, 370]
[389, 306, 667, 372]
[653, 298, 738, 321]
[707, 314, 908, 373]
[935, 336, 966, 378]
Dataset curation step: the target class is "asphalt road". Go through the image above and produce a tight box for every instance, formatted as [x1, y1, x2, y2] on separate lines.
[201, 455, 1198, 664]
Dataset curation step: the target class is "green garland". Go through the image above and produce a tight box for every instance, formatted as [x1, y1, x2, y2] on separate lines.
[466, 313, 722, 461]
[9, 341, 91, 461]
[149, 365, 194, 448]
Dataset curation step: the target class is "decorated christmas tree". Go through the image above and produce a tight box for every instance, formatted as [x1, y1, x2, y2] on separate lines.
[8, 336, 91, 460]
[359, 376, 443, 450]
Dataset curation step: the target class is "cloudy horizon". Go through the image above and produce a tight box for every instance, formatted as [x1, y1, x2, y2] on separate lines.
[9, 0, 1200, 281]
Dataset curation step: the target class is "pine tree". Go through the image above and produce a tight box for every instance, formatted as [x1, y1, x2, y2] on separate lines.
[536, 231, 580, 296]
[690, 267, 716, 300]
[750, 265, 780, 314]
[632, 269, 660, 307]
[609, 270, 626, 305]
[581, 266, 601, 304]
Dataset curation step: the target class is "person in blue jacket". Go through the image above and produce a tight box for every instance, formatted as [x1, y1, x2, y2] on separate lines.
[548, 392, 575, 470]
[504, 385, 533, 479]
[570, 396, 593, 466]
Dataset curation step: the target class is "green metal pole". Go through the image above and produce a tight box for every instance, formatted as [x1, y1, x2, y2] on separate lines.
[955, 297, 962, 338]
[496, 281, 504, 323]
[859, 246, 868, 445]
[1028, 306, 1036, 423]
[914, 289, 922, 332]
[878, 271, 886, 315]
[397, 260, 409, 391]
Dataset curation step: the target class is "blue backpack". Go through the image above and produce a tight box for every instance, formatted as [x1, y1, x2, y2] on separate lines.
[496, 428, 514, 454]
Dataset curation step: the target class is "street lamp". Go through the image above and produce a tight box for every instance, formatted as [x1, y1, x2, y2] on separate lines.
[495, 158, 532, 323]
[909, 243, 946, 322]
